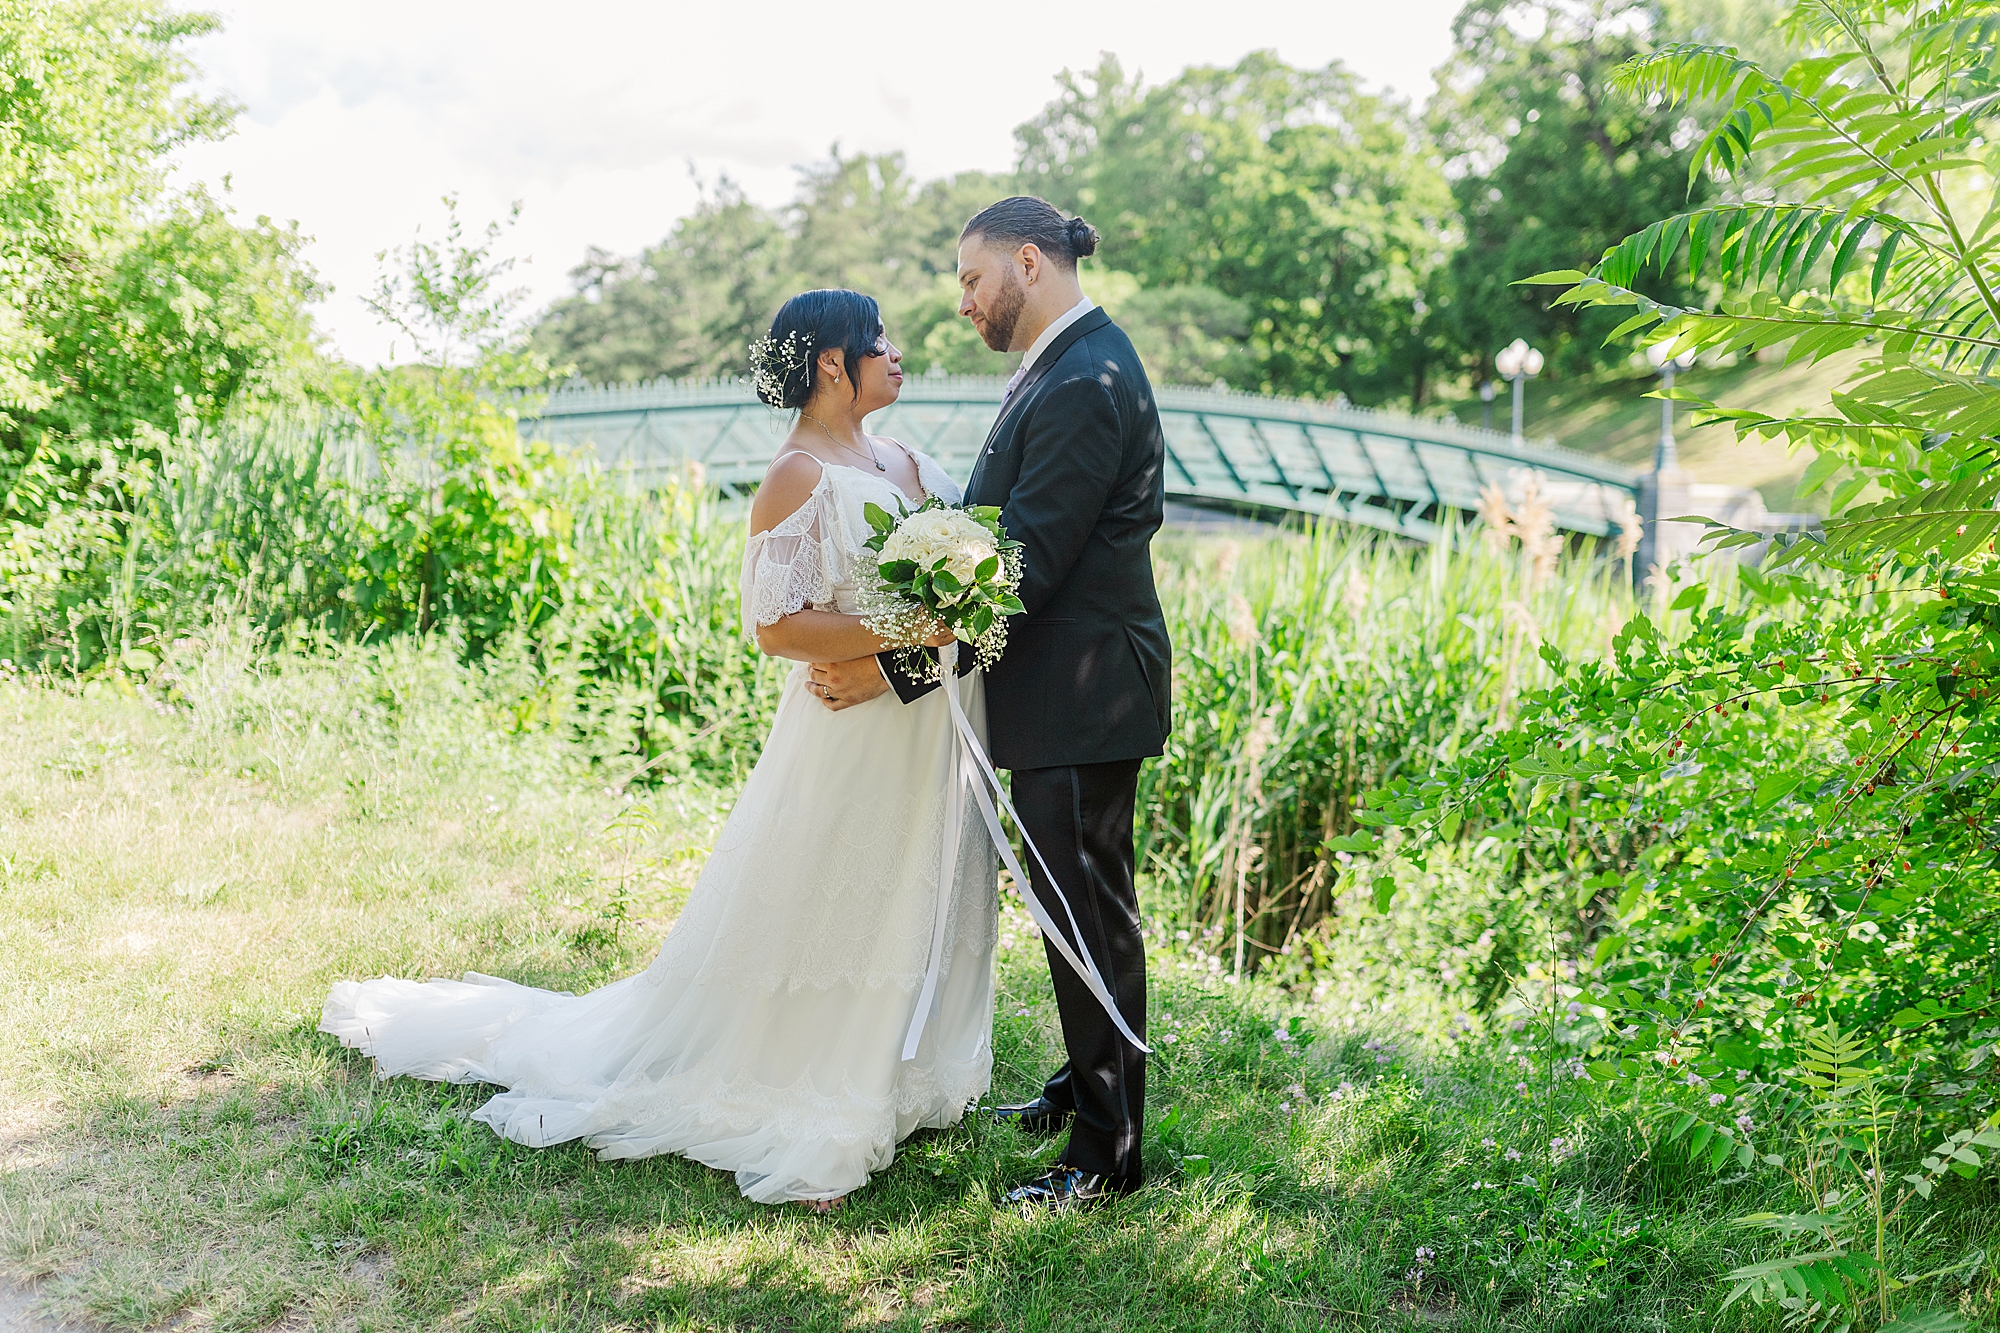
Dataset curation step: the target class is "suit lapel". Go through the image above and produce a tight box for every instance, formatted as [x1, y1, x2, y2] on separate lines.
[969, 308, 1113, 492]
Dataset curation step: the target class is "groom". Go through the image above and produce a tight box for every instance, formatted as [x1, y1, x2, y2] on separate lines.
[809, 196, 1171, 1209]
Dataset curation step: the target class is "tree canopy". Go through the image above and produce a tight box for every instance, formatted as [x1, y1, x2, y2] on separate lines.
[0, 0, 319, 496]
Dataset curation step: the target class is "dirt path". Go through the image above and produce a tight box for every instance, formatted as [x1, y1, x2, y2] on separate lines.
[0, 1286, 71, 1333]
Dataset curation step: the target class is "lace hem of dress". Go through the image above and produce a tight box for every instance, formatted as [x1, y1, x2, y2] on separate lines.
[471, 1047, 993, 1151]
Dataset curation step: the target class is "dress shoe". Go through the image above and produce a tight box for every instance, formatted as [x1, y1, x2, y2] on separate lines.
[1004, 1166, 1136, 1212]
[992, 1097, 1071, 1134]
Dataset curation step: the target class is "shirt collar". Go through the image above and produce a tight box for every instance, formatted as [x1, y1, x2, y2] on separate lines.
[1015, 295, 1096, 379]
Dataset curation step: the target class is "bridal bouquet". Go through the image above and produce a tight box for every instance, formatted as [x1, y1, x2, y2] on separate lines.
[860, 498, 1024, 679]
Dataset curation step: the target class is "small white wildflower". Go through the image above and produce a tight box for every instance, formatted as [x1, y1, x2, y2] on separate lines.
[1515, 1082, 1529, 1096]
[1735, 1113, 1755, 1134]
[1708, 1092, 1726, 1107]
[1504, 1148, 1522, 1162]
[1273, 1026, 1293, 1043]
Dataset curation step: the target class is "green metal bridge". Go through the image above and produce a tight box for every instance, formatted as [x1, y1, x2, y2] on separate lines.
[523, 375, 1642, 540]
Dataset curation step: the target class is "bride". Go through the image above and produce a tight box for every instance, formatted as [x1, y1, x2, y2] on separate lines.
[320, 289, 998, 1208]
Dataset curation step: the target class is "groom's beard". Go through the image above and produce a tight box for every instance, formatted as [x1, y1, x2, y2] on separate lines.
[978, 268, 1026, 352]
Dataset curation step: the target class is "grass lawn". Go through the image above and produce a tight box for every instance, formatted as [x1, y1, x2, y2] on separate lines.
[0, 648, 1880, 1332]
[1429, 348, 1863, 511]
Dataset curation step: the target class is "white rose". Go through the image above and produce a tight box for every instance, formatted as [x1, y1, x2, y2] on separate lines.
[883, 509, 993, 571]
[943, 538, 996, 587]
[881, 511, 954, 565]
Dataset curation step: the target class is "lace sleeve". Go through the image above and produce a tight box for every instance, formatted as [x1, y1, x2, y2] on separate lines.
[740, 473, 839, 639]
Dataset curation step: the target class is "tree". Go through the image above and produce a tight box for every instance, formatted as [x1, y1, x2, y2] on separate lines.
[35, 189, 320, 444]
[1430, 0, 1714, 379]
[531, 154, 1014, 384]
[0, 0, 320, 504]
[1016, 53, 1455, 403]
[532, 178, 792, 384]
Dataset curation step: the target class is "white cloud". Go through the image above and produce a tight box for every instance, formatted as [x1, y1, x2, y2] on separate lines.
[170, 0, 1464, 365]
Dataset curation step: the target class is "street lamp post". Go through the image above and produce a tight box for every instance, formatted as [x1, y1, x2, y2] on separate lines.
[1636, 340, 1700, 586]
[1494, 338, 1544, 443]
[1646, 340, 1697, 472]
[1479, 378, 1496, 431]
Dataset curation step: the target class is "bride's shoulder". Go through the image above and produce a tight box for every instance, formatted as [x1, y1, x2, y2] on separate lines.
[749, 450, 829, 535]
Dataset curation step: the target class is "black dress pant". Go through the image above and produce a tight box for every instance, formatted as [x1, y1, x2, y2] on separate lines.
[1011, 758, 1147, 1184]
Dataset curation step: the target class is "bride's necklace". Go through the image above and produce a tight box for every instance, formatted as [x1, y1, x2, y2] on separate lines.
[800, 412, 886, 471]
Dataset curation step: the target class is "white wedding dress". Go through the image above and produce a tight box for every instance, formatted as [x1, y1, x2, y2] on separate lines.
[321, 448, 998, 1203]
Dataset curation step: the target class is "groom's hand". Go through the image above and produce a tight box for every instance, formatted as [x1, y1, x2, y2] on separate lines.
[808, 656, 890, 711]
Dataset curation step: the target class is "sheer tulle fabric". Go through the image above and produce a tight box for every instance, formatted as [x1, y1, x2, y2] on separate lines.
[322, 451, 998, 1203]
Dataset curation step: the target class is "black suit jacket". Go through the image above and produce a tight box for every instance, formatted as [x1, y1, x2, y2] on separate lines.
[883, 308, 1172, 771]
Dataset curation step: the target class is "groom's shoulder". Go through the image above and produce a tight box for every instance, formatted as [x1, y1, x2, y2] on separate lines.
[1057, 317, 1150, 388]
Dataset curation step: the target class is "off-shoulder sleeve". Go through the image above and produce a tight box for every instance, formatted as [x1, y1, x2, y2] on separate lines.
[739, 473, 840, 639]
[908, 446, 964, 505]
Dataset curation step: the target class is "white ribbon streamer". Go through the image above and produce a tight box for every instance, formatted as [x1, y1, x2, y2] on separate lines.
[900, 642, 1150, 1061]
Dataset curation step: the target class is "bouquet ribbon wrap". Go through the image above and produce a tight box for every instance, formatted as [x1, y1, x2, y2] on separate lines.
[901, 642, 1151, 1061]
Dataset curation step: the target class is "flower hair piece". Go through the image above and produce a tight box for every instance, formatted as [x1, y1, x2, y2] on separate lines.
[748, 329, 813, 407]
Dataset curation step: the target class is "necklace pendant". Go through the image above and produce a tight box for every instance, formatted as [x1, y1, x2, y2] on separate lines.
[876, 460, 887, 471]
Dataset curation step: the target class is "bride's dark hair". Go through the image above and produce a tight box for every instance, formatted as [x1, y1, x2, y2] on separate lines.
[750, 289, 884, 410]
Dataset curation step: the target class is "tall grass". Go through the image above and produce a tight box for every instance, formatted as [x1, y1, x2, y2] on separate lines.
[1142, 517, 1634, 970]
[3, 410, 1642, 971]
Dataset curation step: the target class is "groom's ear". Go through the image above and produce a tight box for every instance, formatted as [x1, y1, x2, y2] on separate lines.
[1017, 243, 1046, 285]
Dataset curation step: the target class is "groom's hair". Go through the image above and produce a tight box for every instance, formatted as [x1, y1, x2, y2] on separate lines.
[961, 196, 1099, 271]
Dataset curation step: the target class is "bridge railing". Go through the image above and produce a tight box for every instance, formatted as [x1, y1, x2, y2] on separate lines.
[523, 374, 1643, 539]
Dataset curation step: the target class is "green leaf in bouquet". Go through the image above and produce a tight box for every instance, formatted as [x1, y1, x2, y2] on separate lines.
[972, 606, 994, 635]
[934, 569, 964, 594]
[966, 505, 1003, 523]
[863, 502, 897, 537]
[995, 593, 1026, 615]
[879, 560, 919, 584]
[975, 555, 1000, 582]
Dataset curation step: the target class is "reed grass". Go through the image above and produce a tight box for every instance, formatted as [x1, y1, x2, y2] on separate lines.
[1142, 513, 1636, 971]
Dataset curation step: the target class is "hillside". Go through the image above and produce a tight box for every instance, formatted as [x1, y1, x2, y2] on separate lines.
[1428, 348, 1861, 513]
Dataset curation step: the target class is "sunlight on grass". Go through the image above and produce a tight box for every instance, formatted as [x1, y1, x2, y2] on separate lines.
[0, 643, 1765, 1331]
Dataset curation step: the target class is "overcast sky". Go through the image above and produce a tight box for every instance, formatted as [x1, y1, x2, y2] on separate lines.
[170, 0, 1467, 365]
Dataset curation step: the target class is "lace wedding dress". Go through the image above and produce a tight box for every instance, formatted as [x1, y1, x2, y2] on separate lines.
[321, 448, 998, 1203]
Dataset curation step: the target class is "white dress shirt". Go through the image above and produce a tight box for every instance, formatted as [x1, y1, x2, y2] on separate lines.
[1002, 295, 1096, 404]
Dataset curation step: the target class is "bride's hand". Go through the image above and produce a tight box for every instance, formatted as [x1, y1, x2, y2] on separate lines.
[922, 625, 959, 649]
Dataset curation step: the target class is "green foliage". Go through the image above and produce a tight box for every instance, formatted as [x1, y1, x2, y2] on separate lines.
[1431, 0, 1717, 380]
[1369, 0, 2000, 1322]
[30, 188, 321, 447]
[1020, 52, 1455, 403]
[1140, 516, 1635, 971]
[0, 0, 319, 498]
[1119, 283, 1257, 387]
[531, 157, 1008, 385]
[530, 179, 793, 384]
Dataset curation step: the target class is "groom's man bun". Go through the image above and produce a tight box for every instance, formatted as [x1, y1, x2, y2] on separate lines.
[962, 196, 1098, 269]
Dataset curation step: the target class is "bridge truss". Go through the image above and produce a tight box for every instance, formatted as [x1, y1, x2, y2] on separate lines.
[524, 375, 1641, 540]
